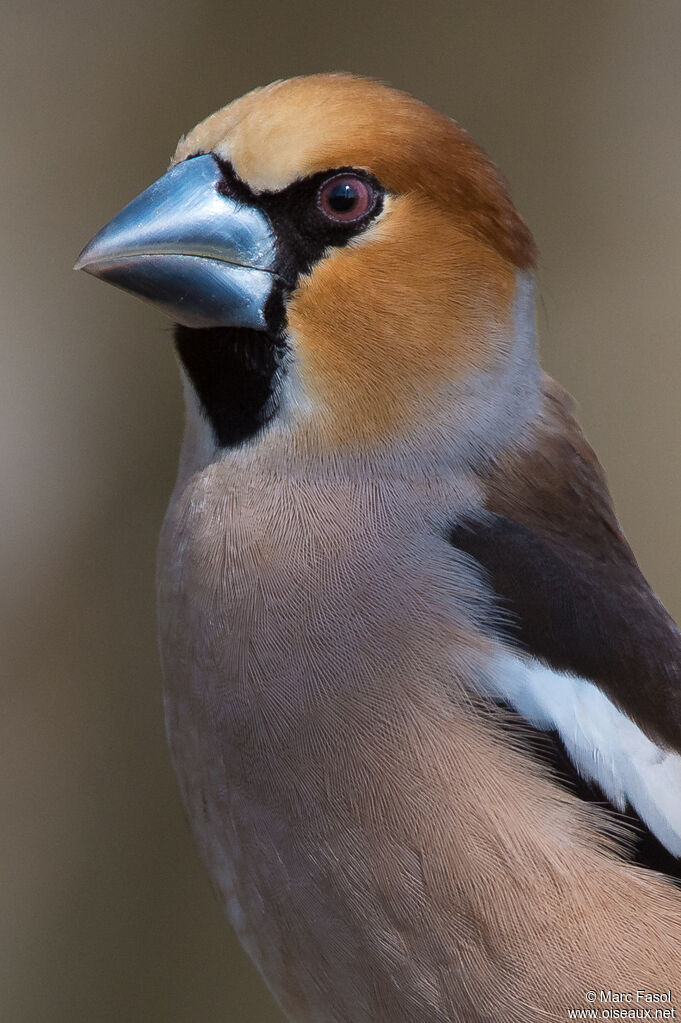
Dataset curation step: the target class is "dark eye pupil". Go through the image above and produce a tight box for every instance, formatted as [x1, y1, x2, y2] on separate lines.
[327, 183, 358, 212]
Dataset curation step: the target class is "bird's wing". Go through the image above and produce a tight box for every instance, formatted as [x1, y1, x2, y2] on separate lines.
[452, 374, 681, 866]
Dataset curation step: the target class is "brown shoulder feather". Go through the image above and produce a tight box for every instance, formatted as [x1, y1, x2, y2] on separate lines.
[451, 374, 681, 751]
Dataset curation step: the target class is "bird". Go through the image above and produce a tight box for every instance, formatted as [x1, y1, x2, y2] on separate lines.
[75, 73, 681, 1021]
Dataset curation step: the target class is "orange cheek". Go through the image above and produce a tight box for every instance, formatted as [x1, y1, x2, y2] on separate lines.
[286, 197, 516, 446]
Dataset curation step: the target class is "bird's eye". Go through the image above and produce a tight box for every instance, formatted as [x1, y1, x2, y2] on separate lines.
[317, 174, 375, 223]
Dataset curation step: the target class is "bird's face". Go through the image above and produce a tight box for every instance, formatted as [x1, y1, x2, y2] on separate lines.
[77, 75, 539, 460]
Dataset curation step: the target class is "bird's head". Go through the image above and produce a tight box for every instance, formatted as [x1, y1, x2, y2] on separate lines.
[77, 74, 540, 467]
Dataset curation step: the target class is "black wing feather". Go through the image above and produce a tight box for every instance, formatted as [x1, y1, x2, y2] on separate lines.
[450, 511, 681, 752]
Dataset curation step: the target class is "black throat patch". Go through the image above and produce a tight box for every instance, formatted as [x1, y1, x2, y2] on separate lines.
[174, 323, 287, 448]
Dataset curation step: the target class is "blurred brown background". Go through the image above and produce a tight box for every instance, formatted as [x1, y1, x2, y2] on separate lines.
[2, 1, 680, 1020]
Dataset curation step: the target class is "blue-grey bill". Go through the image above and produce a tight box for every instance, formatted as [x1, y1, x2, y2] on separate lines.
[74, 154, 278, 330]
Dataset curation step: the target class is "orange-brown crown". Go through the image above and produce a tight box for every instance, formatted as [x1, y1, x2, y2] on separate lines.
[175, 73, 536, 270]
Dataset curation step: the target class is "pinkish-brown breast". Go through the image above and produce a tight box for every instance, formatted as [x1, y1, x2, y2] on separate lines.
[157, 445, 681, 1023]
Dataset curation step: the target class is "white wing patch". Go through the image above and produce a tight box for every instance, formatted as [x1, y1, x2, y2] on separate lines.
[489, 654, 681, 858]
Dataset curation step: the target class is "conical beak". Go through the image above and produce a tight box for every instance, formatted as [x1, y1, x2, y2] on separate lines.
[74, 154, 278, 330]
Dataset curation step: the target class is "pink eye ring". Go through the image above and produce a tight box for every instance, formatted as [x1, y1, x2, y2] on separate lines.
[317, 174, 375, 223]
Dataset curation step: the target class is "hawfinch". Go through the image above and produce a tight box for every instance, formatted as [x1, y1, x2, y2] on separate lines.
[76, 74, 681, 1022]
